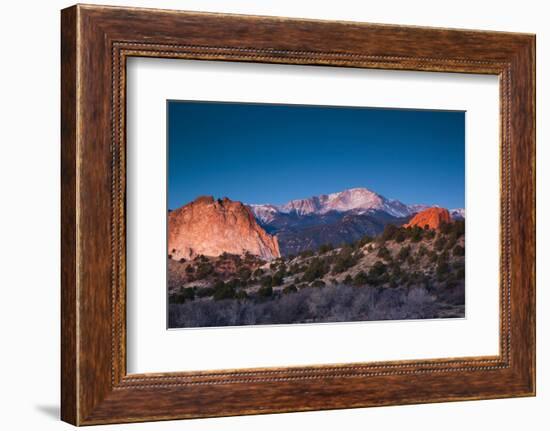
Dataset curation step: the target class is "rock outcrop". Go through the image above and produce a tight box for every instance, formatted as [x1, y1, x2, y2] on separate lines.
[168, 196, 281, 261]
[404, 207, 452, 230]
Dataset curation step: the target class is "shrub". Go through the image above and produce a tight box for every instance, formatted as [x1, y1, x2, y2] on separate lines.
[381, 224, 399, 241]
[213, 282, 236, 301]
[453, 260, 464, 270]
[424, 230, 436, 240]
[332, 246, 358, 274]
[257, 285, 273, 298]
[437, 251, 449, 264]
[180, 287, 195, 301]
[434, 236, 446, 251]
[196, 287, 215, 298]
[238, 267, 251, 281]
[261, 275, 273, 288]
[409, 271, 422, 283]
[445, 278, 457, 288]
[439, 222, 452, 235]
[299, 250, 314, 258]
[170, 287, 195, 304]
[311, 280, 326, 288]
[243, 251, 255, 261]
[253, 268, 264, 277]
[343, 274, 353, 285]
[302, 258, 328, 282]
[185, 265, 195, 274]
[195, 262, 214, 279]
[226, 278, 243, 289]
[353, 271, 369, 286]
[390, 262, 402, 278]
[377, 246, 392, 261]
[235, 290, 249, 300]
[397, 245, 411, 261]
[283, 284, 298, 294]
[288, 263, 302, 275]
[170, 293, 183, 304]
[318, 243, 334, 254]
[369, 261, 387, 278]
[453, 220, 465, 237]
[272, 271, 284, 287]
[447, 230, 459, 243]
[410, 226, 423, 242]
[452, 245, 465, 257]
[436, 260, 450, 280]
[394, 229, 406, 243]
[355, 235, 373, 248]
[388, 273, 399, 288]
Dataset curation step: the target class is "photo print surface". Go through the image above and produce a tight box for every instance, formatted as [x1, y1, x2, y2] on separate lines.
[167, 101, 465, 329]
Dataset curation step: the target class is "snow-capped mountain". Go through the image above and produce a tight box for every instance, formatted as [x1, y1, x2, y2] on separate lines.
[250, 187, 416, 221]
[407, 203, 431, 214]
[247, 204, 280, 224]
[246, 188, 464, 255]
[450, 208, 466, 220]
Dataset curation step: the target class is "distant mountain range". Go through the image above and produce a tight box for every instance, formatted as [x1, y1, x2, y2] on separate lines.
[247, 188, 464, 255]
[167, 188, 465, 259]
[249, 188, 412, 222]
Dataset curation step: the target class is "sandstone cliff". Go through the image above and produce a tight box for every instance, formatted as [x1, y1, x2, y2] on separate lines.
[168, 196, 281, 261]
[404, 207, 452, 230]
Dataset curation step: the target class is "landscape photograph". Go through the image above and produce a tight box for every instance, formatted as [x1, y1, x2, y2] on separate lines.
[167, 101, 465, 329]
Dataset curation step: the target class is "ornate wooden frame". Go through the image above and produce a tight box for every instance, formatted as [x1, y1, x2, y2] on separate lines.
[61, 4, 535, 425]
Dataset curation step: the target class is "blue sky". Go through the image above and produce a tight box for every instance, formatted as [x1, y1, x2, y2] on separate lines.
[168, 101, 465, 209]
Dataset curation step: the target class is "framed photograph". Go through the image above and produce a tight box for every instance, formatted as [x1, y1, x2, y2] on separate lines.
[61, 4, 535, 425]
[165, 101, 467, 329]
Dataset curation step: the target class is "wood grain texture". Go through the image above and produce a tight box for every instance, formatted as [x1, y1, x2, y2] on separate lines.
[60, 5, 78, 425]
[60, 4, 536, 425]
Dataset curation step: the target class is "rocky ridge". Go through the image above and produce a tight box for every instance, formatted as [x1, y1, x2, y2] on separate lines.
[168, 196, 280, 261]
[404, 207, 452, 230]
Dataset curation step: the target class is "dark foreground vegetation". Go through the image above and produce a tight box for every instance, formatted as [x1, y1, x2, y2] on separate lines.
[169, 282, 464, 328]
[168, 220, 465, 328]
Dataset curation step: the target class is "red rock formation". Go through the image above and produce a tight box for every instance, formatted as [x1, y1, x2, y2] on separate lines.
[168, 196, 281, 261]
[404, 207, 452, 230]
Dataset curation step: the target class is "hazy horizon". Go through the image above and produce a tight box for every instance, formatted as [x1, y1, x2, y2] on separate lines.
[168, 101, 465, 209]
